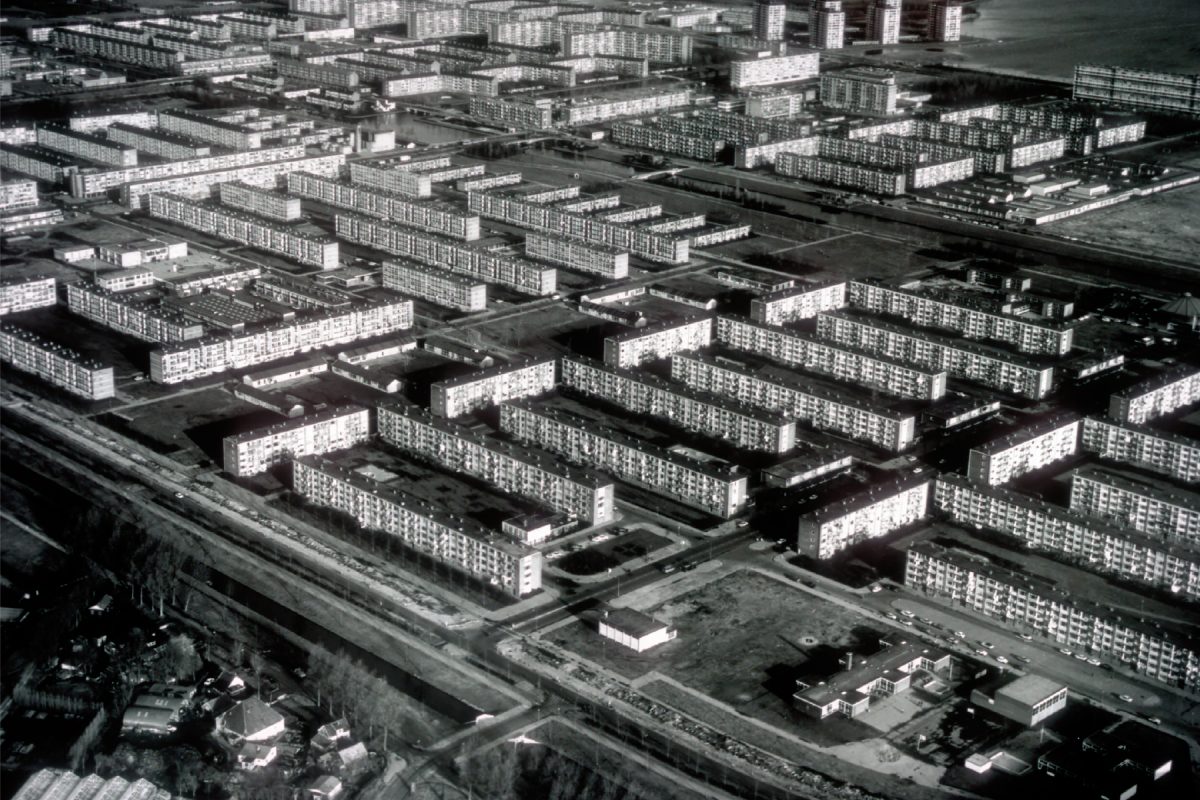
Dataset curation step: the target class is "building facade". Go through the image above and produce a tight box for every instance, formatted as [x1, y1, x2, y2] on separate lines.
[430, 359, 557, 418]
[797, 476, 931, 559]
[378, 402, 615, 524]
[1108, 368, 1200, 425]
[603, 315, 714, 369]
[381, 260, 487, 312]
[1081, 417, 1200, 484]
[0, 324, 115, 400]
[1069, 466, 1200, 544]
[294, 456, 542, 597]
[222, 405, 371, 477]
[749, 281, 846, 325]
[966, 414, 1081, 486]
[500, 399, 749, 518]
[218, 181, 301, 221]
[0, 276, 56, 315]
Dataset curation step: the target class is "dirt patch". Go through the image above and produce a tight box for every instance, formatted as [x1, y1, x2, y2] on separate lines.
[1046, 183, 1200, 265]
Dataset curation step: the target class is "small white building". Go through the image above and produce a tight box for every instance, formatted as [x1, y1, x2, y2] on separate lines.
[218, 696, 285, 743]
[237, 742, 278, 771]
[598, 608, 677, 653]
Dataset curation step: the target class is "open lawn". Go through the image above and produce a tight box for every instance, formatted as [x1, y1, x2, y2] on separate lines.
[1047, 183, 1200, 266]
[549, 570, 885, 706]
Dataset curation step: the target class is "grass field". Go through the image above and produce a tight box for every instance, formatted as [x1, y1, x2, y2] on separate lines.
[549, 570, 884, 707]
[1047, 183, 1200, 265]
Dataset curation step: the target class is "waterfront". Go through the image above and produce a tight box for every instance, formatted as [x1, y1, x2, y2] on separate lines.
[959, 0, 1200, 81]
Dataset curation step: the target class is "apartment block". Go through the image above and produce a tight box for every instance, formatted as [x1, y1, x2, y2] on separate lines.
[158, 109, 262, 150]
[1073, 65, 1200, 118]
[381, 260, 486, 312]
[0, 276, 56, 316]
[66, 283, 203, 344]
[107, 122, 211, 160]
[561, 355, 796, 454]
[222, 405, 370, 477]
[148, 193, 338, 270]
[671, 352, 917, 452]
[36, 126, 137, 167]
[716, 315, 948, 401]
[0, 178, 38, 211]
[776, 152, 907, 195]
[0, 143, 71, 184]
[294, 456, 541, 596]
[1081, 417, 1200, 484]
[847, 280, 1075, 356]
[468, 96, 554, 128]
[905, 542, 1198, 689]
[377, 402, 615, 524]
[1108, 368, 1200, 425]
[967, 414, 1081, 486]
[276, 56, 361, 89]
[820, 68, 898, 115]
[0, 324, 114, 400]
[1069, 466, 1200, 544]
[609, 121, 726, 162]
[866, 0, 900, 44]
[928, 1, 962, 42]
[50, 29, 183, 72]
[603, 315, 714, 369]
[335, 213, 556, 295]
[218, 181, 301, 221]
[817, 311, 1055, 399]
[750, 281, 846, 325]
[500, 399, 749, 518]
[118, 151, 345, 209]
[809, 0, 845, 49]
[430, 359, 556, 418]
[287, 172, 481, 241]
[797, 475, 931, 559]
[934, 474, 1200, 598]
[562, 27, 693, 63]
[730, 51, 820, 89]
[348, 161, 433, 199]
[149, 299, 412, 383]
[524, 232, 628, 279]
[562, 87, 695, 126]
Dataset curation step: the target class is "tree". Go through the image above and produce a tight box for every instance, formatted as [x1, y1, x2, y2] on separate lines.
[165, 634, 202, 681]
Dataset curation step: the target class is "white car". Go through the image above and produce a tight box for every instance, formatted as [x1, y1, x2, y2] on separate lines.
[900, 609, 916, 618]
[995, 656, 1009, 664]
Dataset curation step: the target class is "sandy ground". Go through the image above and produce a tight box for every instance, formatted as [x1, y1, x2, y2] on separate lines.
[1046, 183, 1200, 266]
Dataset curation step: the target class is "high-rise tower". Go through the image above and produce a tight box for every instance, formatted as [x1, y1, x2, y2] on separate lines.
[929, 0, 962, 42]
[809, 1, 845, 50]
[867, 0, 901, 45]
[753, 0, 788, 41]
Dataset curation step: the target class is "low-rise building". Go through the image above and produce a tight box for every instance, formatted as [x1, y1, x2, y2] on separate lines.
[598, 608, 676, 652]
[794, 638, 950, 719]
[970, 674, 1069, 727]
[796, 475, 931, 559]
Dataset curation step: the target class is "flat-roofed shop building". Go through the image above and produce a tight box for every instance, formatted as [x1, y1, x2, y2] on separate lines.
[794, 639, 950, 719]
[599, 608, 677, 652]
[294, 456, 542, 597]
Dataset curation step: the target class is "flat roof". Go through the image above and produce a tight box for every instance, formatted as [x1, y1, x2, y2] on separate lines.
[796, 638, 949, 707]
[225, 404, 365, 445]
[995, 673, 1068, 705]
[601, 607, 670, 638]
[1071, 463, 1200, 511]
[971, 412, 1081, 455]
